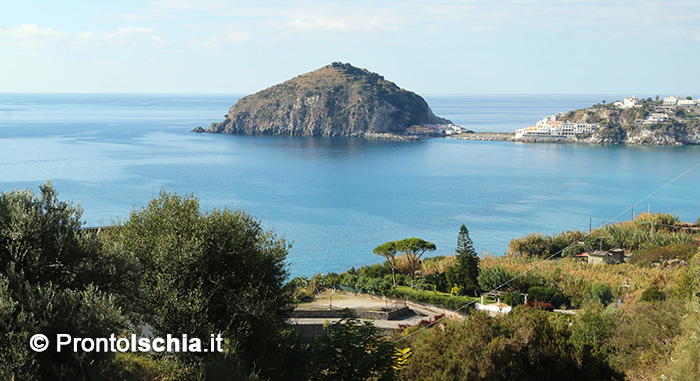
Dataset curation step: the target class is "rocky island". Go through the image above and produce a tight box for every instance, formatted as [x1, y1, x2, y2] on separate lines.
[196, 62, 451, 138]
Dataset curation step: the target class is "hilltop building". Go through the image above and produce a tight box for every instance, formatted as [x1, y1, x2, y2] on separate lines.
[663, 96, 680, 106]
[664, 96, 699, 106]
[613, 96, 642, 109]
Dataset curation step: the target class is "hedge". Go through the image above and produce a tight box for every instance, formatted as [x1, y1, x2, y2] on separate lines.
[384, 288, 475, 312]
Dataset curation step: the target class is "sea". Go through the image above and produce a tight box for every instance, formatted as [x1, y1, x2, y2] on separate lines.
[1, 93, 699, 277]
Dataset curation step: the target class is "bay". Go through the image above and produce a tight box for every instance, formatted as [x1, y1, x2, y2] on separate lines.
[1, 93, 698, 277]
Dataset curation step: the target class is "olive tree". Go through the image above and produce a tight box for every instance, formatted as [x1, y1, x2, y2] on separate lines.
[0, 183, 126, 380]
[101, 190, 293, 371]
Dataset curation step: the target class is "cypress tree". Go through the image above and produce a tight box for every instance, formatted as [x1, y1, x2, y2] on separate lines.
[449, 225, 480, 295]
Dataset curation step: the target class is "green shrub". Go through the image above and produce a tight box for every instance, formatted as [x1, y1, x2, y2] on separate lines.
[355, 276, 391, 295]
[424, 272, 449, 293]
[528, 286, 570, 309]
[503, 291, 526, 307]
[341, 273, 359, 288]
[384, 288, 474, 312]
[357, 263, 390, 279]
[509, 231, 586, 258]
[584, 283, 614, 306]
[477, 265, 516, 292]
[311, 316, 396, 380]
[412, 277, 432, 291]
[640, 284, 665, 302]
[630, 243, 698, 267]
[404, 308, 621, 379]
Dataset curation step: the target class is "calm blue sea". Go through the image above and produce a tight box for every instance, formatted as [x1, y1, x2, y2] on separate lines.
[1, 93, 699, 277]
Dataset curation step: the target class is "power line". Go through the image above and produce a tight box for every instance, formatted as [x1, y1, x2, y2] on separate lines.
[394, 157, 700, 343]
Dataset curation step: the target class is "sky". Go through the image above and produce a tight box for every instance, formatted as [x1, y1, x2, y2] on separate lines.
[1, 0, 699, 94]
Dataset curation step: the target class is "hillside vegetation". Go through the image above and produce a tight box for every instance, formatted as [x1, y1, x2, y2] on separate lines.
[4, 183, 700, 380]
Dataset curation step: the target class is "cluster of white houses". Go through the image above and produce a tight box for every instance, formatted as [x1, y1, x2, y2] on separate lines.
[515, 113, 596, 138]
[407, 124, 466, 135]
[613, 95, 699, 108]
[516, 95, 698, 138]
[662, 96, 700, 107]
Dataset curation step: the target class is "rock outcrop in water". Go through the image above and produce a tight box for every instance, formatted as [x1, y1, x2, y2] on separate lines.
[200, 62, 451, 137]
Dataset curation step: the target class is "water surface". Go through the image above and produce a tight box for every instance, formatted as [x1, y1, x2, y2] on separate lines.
[1, 93, 698, 276]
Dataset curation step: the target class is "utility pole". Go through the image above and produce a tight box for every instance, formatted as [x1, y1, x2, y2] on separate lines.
[589, 217, 592, 233]
[632, 204, 635, 220]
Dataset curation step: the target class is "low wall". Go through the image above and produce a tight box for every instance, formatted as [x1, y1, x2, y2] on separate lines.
[291, 306, 412, 320]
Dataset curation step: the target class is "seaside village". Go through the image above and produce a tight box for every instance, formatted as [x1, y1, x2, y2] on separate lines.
[514, 95, 700, 138]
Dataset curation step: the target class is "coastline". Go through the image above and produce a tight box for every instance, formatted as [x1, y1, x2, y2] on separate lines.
[448, 132, 697, 146]
[193, 128, 697, 145]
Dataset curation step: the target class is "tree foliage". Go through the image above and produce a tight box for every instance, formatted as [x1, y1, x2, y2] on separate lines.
[101, 190, 293, 372]
[446, 225, 480, 295]
[477, 265, 516, 292]
[0, 183, 126, 379]
[394, 237, 436, 288]
[373, 241, 399, 287]
[310, 316, 396, 380]
[404, 308, 621, 380]
[508, 230, 586, 258]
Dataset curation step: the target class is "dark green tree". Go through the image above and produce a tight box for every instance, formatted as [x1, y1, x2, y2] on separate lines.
[373, 241, 399, 287]
[310, 315, 396, 380]
[0, 183, 126, 379]
[101, 190, 293, 375]
[446, 225, 480, 295]
[395, 238, 436, 288]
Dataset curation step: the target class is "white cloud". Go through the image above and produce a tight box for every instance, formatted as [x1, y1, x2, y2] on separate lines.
[0, 24, 168, 49]
[143, 0, 700, 43]
[192, 32, 251, 48]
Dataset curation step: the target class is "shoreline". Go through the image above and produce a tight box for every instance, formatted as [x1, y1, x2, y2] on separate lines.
[192, 129, 697, 146]
[449, 132, 696, 146]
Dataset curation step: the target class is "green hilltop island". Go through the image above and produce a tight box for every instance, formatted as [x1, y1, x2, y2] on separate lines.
[513, 96, 700, 145]
[194, 62, 466, 140]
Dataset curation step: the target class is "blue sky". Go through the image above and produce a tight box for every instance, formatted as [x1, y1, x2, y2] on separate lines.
[1, 0, 699, 94]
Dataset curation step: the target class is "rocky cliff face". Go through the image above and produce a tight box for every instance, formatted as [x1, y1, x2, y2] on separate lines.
[203, 62, 451, 137]
[583, 127, 700, 145]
